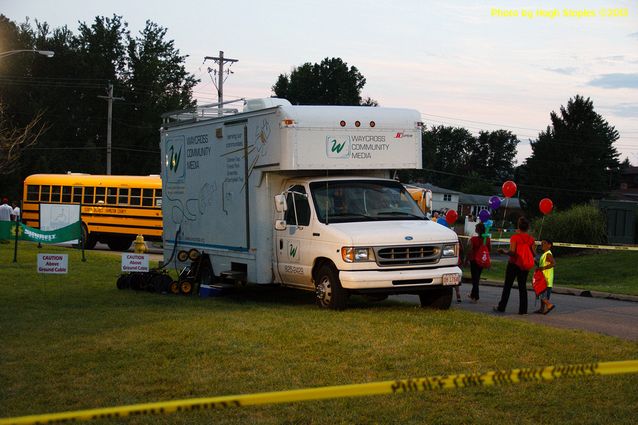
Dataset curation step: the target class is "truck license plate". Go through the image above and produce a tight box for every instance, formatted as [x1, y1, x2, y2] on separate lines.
[442, 273, 459, 285]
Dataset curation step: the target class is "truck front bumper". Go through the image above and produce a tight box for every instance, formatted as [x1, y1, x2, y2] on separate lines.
[338, 266, 462, 290]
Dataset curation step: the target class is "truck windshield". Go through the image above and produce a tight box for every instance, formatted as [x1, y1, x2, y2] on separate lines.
[309, 180, 426, 224]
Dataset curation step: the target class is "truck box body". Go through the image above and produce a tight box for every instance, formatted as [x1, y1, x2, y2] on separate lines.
[160, 99, 461, 308]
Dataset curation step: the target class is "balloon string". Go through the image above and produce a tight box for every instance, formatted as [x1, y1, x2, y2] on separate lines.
[498, 197, 510, 245]
[537, 216, 545, 241]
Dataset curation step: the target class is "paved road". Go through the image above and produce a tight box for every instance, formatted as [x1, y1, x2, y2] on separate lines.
[395, 284, 638, 341]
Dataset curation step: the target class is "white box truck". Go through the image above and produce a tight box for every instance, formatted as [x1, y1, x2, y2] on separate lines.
[160, 98, 461, 309]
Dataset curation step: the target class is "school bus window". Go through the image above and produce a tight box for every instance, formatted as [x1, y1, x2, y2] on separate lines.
[142, 188, 154, 206]
[73, 187, 82, 203]
[107, 187, 117, 205]
[51, 185, 61, 202]
[95, 187, 106, 203]
[40, 185, 51, 202]
[119, 188, 129, 205]
[130, 188, 141, 205]
[154, 189, 162, 207]
[27, 185, 39, 201]
[84, 187, 94, 204]
[62, 186, 72, 203]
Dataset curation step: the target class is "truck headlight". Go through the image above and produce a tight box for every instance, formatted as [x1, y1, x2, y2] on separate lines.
[341, 247, 374, 263]
[442, 244, 458, 257]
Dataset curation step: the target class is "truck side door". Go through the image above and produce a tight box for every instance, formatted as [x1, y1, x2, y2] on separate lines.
[276, 185, 314, 289]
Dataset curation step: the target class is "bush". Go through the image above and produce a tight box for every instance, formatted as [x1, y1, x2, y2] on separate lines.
[531, 203, 606, 256]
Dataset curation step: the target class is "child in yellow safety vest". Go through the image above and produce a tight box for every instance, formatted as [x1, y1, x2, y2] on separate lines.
[536, 239, 556, 314]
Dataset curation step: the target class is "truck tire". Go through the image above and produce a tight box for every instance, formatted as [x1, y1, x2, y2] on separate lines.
[314, 264, 348, 310]
[418, 287, 453, 310]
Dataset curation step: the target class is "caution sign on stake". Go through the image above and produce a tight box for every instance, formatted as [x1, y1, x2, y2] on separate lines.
[121, 253, 149, 273]
[37, 254, 68, 274]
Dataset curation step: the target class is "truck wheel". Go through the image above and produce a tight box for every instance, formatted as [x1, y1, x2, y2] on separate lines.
[314, 264, 348, 310]
[418, 287, 453, 310]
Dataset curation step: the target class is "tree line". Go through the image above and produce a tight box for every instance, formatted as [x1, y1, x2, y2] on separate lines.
[0, 14, 626, 214]
[0, 14, 197, 198]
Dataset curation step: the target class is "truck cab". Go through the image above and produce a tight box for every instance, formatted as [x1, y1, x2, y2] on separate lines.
[274, 176, 461, 309]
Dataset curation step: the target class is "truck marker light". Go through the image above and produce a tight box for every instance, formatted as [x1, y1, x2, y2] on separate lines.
[355, 120, 361, 128]
[340, 120, 346, 127]
[370, 121, 376, 128]
[281, 119, 295, 127]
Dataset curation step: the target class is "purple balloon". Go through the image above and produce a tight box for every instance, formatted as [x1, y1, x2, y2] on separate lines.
[478, 209, 491, 223]
[488, 196, 501, 210]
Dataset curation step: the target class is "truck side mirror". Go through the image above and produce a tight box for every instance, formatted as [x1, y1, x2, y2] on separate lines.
[274, 219, 287, 231]
[274, 194, 287, 212]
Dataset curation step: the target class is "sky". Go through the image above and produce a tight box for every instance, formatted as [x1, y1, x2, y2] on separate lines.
[3, 0, 638, 165]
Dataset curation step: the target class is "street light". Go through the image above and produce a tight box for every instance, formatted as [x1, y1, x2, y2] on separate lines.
[0, 49, 55, 59]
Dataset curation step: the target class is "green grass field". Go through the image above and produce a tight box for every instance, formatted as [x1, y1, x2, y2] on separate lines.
[480, 251, 638, 296]
[1, 242, 637, 424]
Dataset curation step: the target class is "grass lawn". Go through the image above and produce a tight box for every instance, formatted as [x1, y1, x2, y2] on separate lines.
[479, 251, 638, 296]
[1, 242, 637, 424]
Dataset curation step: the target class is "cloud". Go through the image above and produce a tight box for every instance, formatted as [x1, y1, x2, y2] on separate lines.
[596, 55, 625, 62]
[546, 67, 577, 75]
[609, 103, 638, 118]
[588, 73, 638, 89]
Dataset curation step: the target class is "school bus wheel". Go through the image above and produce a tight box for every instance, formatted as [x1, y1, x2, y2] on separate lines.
[180, 280, 193, 295]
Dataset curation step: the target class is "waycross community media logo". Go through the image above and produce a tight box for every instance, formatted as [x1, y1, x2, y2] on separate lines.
[165, 136, 185, 181]
[326, 136, 351, 158]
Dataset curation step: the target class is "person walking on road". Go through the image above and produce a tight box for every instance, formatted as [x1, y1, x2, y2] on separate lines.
[494, 217, 535, 315]
[466, 222, 491, 303]
[536, 239, 556, 314]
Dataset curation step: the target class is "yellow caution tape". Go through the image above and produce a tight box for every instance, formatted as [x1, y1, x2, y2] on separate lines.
[1, 360, 637, 425]
[459, 235, 638, 251]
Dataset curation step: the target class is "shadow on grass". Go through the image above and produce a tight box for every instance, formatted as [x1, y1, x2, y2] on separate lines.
[213, 284, 416, 311]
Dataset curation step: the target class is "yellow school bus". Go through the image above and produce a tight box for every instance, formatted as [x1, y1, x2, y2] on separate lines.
[404, 184, 432, 215]
[22, 174, 162, 251]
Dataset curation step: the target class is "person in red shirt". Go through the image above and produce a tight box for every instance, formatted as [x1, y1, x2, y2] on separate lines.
[494, 216, 535, 315]
[465, 222, 491, 303]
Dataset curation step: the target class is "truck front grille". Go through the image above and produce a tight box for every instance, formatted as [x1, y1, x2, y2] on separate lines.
[374, 245, 441, 266]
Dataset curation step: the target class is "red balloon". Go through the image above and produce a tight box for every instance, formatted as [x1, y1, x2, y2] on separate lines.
[445, 209, 458, 225]
[539, 198, 553, 215]
[502, 180, 517, 198]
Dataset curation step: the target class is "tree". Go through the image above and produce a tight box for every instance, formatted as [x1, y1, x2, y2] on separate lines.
[472, 130, 518, 182]
[0, 103, 48, 175]
[272, 57, 374, 106]
[519, 95, 620, 211]
[0, 14, 198, 195]
[120, 20, 197, 174]
[400, 126, 518, 194]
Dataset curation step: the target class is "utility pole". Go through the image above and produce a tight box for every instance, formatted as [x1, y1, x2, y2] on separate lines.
[98, 83, 124, 175]
[204, 51, 238, 116]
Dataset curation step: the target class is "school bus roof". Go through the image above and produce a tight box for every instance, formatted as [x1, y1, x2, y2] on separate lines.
[24, 174, 161, 188]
